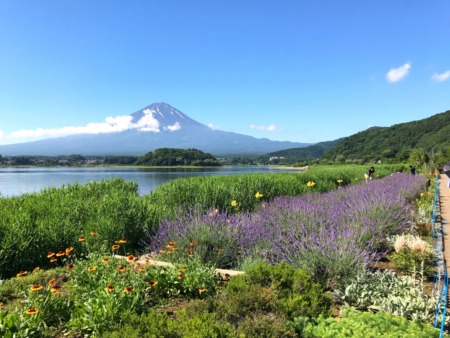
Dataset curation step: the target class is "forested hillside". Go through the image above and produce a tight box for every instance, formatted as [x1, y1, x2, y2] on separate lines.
[135, 148, 220, 166]
[268, 140, 341, 161]
[321, 110, 450, 162]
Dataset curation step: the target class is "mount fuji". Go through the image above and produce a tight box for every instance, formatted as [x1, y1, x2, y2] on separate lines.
[0, 103, 309, 156]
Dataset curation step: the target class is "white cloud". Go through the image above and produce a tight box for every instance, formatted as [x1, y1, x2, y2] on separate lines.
[208, 123, 219, 130]
[386, 62, 411, 83]
[250, 124, 278, 131]
[431, 70, 450, 82]
[0, 109, 184, 144]
[165, 122, 181, 132]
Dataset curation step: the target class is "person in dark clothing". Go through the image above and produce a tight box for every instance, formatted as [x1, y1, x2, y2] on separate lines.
[410, 166, 416, 175]
[365, 166, 375, 183]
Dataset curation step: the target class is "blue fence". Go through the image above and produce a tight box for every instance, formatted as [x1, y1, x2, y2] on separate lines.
[432, 175, 448, 337]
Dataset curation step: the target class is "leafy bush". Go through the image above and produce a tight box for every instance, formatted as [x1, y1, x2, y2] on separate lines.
[334, 270, 437, 322]
[301, 306, 446, 338]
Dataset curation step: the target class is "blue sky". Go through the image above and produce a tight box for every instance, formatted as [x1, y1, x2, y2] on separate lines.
[0, 1, 449, 146]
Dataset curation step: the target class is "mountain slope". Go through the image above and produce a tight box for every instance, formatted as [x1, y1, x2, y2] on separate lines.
[322, 109, 450, 161]
[0, 103, 309, 156]
[268, 139, 342, 161]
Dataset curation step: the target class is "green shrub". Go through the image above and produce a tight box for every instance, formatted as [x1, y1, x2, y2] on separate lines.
[302, 306, 446, 338]
[334, 270, 437, 322]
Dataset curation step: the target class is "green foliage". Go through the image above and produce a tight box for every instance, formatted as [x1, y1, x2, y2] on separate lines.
[0, 178, 159, 279]
[146, 164, 405, 215]
[268, 140, 341, 161]
[135, 148, 220, 166]
[302, 306, 446, 338]
[1, 253, 220, 337]
[322, 109, 450, 162]
[102, 309, 236, 338]
[334, 270, 437, 322]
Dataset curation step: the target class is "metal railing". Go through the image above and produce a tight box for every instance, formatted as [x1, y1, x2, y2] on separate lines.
[432, 175, 448, 337]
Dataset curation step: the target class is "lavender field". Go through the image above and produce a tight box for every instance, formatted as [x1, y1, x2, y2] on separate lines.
[149, 173, 426, 287]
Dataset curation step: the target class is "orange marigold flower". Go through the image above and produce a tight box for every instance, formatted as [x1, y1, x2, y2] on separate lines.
[160, 248, 167, 253]
[87, 266, 96, 272]
[112, 244, 120, 250]
[56, 251, 65, 257]
[124, 287, 132, 294]
[117, 265, 126, 272]
[65, 247, 73, 255]
[78, 236, 86, 242]
[33, 267, 40, 273]
[102, 257, 110, 263]
[190, 241, 197, 246]
[198, 287, 206, 294]
[30, 284, 44, 292]
[138, 267, 146, 272]
[105, 284, 114, 292]
[50, 285, 60, 294]
[177, 274, 183, 280]
[67, 263, 74, 270]
[149, 281, 158, 287]
[117, 238, 127, 244]
[90, 231, 97, 236]
[47, 252, 55, 258]
[25, 308, 39, 315]
[127, 255, 135, 261]
[50, 257, 57, 263]
[178, 269, 185, 273]
[48, 278, 56, 286]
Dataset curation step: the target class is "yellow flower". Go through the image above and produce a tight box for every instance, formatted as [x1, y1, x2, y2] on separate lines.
[78, 236, 86, 242]
[124, 287, 133, 294]
[112, 244, 120, 250]
[198, 287, 206, 294]
[255, 192, 263, 199]
[87, 266, 96, 272]
[105, 284, 115, 292]
[30, 284, 44, 292]
[56, 251, 65, 257]
[102, 257, 110, 263]
[231, 200, 238, 207]
[50, 285, 60, 294]
[32, 267, 40, 273]
[306, 181, 316, 187]
[337, 179, 343, 184]
[149, 281, 158, 287]
[127, 255, 135, 262]
[25, 308, 39, 315]
[48, 278, 56, 286]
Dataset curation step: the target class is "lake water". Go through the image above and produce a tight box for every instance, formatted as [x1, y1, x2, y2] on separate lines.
[0, 166, 296, 197]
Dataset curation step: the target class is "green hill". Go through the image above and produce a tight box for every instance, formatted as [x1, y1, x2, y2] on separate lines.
[268, 140, 341, 161]
[321, 109, 450, 162]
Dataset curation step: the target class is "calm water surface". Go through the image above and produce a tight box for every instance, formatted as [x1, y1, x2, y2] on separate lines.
[0, 166, 294, 197]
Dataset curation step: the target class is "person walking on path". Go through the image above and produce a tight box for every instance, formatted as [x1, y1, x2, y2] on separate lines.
[365, 166, 375, 183]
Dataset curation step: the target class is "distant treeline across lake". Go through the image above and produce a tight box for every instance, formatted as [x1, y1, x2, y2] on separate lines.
[0, 166, 298, 197]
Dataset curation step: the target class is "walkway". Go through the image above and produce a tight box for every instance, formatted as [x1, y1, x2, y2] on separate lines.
[439, 175, 450, 271]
